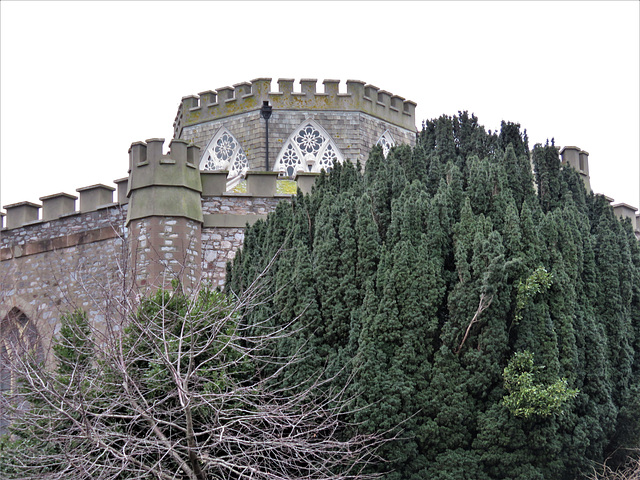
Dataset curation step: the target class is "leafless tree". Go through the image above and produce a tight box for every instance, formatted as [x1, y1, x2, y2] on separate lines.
[0, 266, 387, 480]
[587, 450, 640, 480]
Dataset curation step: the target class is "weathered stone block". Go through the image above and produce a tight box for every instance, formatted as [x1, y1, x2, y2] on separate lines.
[3, 202, 41, 229]
[39, 193, 77, 221]
[77, 184, 115, 213]
[201, 171, 230, 196]
[246, 171, 279, 197]
[295, 172, 320, 195]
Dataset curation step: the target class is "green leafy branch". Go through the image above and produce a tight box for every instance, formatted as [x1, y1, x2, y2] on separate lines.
[502, 350, 578, 418]
[513, 266, 553, 324]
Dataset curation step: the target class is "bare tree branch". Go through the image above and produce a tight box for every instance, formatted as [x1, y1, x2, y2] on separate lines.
[454, 292, 493, 355]
[1, 256, 387, 480]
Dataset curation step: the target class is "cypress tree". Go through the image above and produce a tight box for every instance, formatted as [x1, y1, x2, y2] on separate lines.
[453, 111, 489, 167]
[355, 181, 447, 479]
[532, 142, 563, 213]
[500, 143, 536, 210]
[499, 120, 529, 158]
[228, 112, 640, 479]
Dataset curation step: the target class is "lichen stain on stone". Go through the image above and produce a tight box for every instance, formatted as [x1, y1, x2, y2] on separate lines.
[187, 111, 201, 124]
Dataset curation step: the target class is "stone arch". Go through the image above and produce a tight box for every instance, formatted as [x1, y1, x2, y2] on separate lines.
[1, 307, 43, 432]
[274, 120, 344, 177]
[376, 130, 396, 158]
[0, 293, 37, 324]
[199, 127, 249, 190]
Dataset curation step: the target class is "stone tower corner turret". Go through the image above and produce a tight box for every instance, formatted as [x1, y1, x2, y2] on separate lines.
[126, 138, 203, 292]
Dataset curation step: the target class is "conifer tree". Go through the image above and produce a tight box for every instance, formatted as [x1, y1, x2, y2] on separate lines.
[532, 142, 563, 212]
[228, 112, 640, 479]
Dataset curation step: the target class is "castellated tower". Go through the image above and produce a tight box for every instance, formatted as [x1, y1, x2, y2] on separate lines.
[126, 138, 203, 292]
[174, 78, 417, 189]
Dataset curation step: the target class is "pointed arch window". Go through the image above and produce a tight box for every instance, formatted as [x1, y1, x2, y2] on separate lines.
[376, 130, 396, 158]
[199, 127, 249, 189]
[1, 308, 42, 433]
[274, 121, 344, 177]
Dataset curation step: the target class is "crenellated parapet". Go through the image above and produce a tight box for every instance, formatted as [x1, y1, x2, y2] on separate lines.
[173, 78, 417, 138]
[0, 171, 322, 269]
[126, 138, 203, 225]
[2, 184, 123, 231]
[560, 145, 639, 237]
[0, 165, 316, 235]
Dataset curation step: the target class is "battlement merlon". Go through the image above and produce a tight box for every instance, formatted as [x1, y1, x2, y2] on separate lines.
[2, 201, 41, 230]
[76, 185, 115, 213]
[560, 145, 591, 192]
[39, 193, 77, 221]
[172, 78, 418, 138]
[612, 203, 639, 233]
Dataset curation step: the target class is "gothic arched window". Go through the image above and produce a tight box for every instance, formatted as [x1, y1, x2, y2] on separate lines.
[1, 308, 42, 433]
[199, 127, 249, 189]
[376, 130, 396, 158]
[274, 121, 344, 177]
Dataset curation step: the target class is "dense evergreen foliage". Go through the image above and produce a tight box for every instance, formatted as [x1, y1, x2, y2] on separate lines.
[227, 113, 640, 479]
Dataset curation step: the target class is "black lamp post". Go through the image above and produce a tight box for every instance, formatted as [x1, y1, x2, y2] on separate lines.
[260, 101, 273, 171]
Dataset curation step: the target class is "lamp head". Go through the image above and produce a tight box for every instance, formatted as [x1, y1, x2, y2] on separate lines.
[260, 101, 272, 120]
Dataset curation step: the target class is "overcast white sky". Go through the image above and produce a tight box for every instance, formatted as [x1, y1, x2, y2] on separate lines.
[1, 1, 638, 215]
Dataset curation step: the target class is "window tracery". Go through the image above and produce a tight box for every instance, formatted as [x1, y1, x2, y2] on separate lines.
[275, 121, 344, 177]
[376, 130, 396, 158]
[199, 127, 249, 189]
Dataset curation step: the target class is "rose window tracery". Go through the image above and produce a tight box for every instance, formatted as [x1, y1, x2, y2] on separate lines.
[214, 132, 236, 161]
[296, 125, 324, 155]
[200, 127, 249, 190]
[376, 130, 396, 158]
[230, 150, 249, 179]
[275, 121, 344, 177]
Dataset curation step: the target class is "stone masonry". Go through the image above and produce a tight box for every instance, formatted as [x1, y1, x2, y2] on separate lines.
[177, 78, 417, 171]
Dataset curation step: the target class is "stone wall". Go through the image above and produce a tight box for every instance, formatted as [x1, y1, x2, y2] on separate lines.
[181, 110, 416, 172]
[1, 206, 126, 260]
[0, 189, 292, 352]
[201, 195, 283, 216]
[201, 227, 244, 287]
[129, 216, 202, 293]
[200, 194, 289, 286]
[0, 205, 129, 355]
